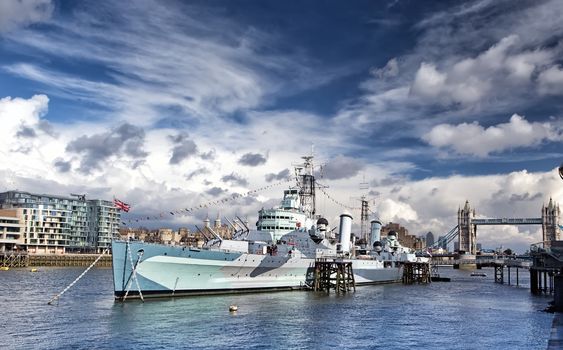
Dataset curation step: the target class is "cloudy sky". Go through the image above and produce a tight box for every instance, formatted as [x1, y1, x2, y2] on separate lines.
[1, 0, 562, 252]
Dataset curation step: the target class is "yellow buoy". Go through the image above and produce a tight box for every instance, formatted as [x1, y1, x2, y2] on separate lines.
[229, 305, 238, 312]
[0, 267, 9, 271]
[30, 268, 38, 272]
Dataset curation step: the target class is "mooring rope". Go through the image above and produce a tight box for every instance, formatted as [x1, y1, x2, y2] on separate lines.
[47, 248, 109, 305]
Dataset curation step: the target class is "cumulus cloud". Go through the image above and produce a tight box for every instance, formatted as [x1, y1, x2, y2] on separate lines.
[206, 187, 227, 197]
[474, 225, 540, 253]
[53, 158, 71, 173]
[322, 155, 364, 180]
[16, 125, 37, 138]
[186, 167, 210, 180]
[221, 173, 249, 187]
[371, 58, 399, 79]
[169, 134, 198, 165]
[409, 35, 555, 106]
[37, 120, 56, 136]
[377, 198, 419, 222]
[200, 149, 216, 160]
[423, 114, 562, 157]
[66, 123, 148, 173]
[538, 65, 563, 95]
[238, 152, 267, 166]
[0, 94, 48, 129]
[265, 168, 291, 182]
[410, 62, 448, 101]
[0, 94, 51, 158]
[0, 0, 53, 33]
[335, 2, 563, 141]
[508, 192, 542, 203]
[368, 167, 563, 253]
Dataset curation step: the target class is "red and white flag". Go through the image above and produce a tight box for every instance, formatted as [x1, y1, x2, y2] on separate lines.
[113, 198, 131, 212]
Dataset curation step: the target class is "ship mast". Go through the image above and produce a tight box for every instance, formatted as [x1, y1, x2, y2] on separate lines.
[360, 196, 369, 241]
[359, 178, 369, 242]
[295, 154, 316, 218]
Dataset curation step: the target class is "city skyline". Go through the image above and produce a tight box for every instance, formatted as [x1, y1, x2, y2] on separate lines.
[0, 0, 562, 253]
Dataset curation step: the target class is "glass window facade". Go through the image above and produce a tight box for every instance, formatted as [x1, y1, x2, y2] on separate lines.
[0, 191, 121, 253]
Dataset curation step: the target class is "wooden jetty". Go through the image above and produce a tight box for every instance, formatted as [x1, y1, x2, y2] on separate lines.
[0, 253, 112, 268]
[0, 253, 29, 268]
[313, 258, 356, 293]
[402, 262, 431, 284]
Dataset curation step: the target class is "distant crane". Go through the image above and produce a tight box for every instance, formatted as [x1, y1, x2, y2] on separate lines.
[70, 193, 87, 201]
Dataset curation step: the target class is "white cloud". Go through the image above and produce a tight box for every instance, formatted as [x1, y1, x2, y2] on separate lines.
[410, 62, 447, 100]
[0, 96, 560, 254]
[371, 58, 399, 79]
[333, 1, 563, 143]
[409, 35, 555, 106]
[0, 95, 54, 169]
[377, 198, 419, 222]
[538, 65, 563, 95]
[371, 168, 563, 253]
[321, 155, 364, 180]
[2, 1, 328, 126]
[422, 114, 562, 157]
[0, 0, 53, 33]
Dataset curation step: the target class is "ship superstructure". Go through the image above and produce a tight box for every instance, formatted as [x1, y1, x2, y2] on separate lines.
[256, 156, 317, 241]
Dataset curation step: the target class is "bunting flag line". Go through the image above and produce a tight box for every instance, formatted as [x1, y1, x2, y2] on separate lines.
[119, 178, 294, 225]
[317, 187, 357, 211]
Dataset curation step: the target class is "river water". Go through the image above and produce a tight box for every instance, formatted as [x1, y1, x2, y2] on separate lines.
[0, 266, 554, 349]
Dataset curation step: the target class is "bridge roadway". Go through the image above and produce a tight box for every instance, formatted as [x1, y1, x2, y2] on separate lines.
[472, 217, 542, 225]
[429, 256, 532, 268]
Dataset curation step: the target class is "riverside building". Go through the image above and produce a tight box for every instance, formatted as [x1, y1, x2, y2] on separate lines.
[0, 209, 24, 253]
[0, 191, 120, 254]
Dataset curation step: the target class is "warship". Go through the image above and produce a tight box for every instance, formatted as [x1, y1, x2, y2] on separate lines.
[111, 156, 420, 299]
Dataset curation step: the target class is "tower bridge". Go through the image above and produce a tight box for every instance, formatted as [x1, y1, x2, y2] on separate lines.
[454, 198, 561, 254]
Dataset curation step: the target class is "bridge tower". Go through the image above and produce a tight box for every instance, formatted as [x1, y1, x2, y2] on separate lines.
[458, 200, 476, 254]
[542, 198, 561, 246]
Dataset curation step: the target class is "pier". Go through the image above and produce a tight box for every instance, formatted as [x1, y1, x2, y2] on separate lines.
[402, 262, 431, 284]
[0, 253, 28, 268]
[530, 241, 563, 304]
[0, 253, 112, 268]
[313, 258, 356, 293]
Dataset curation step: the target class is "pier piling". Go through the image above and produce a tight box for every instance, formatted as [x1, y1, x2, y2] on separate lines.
[313, 258, 356, 293]
[402, 262, 431, 284]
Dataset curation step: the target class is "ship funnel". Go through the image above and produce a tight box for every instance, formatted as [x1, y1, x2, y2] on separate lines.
[338, 213, 353, 254]
[370, 220, 382, 248]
